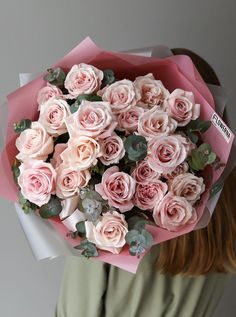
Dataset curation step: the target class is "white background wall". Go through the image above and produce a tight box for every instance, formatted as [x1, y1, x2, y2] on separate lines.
[0, 0, 236, 316]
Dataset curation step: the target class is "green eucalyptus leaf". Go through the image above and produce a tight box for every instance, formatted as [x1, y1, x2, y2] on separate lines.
[70, 101, 80, 113]
[187, 130, 199, 144]
[76, 221, 86, 235]
[210, 181, 224, 198]
[39, 196, 62, 218]
[75, 239, 98, 258]
[12, 159, 21, 184]
[134, 220, 150, 232]
[44, 67, 66, 87]
[129, 241, 146, 256]
[102, 69, 115, 86]
[13, 119, 31, 133]
[125, 230, 140, 244]
[124, 135, 147, 162]
[207, 152, 216, 164]
[197, 120, 211, 133]
[19, 192, 37, 214]
[140, 229, 153, 248]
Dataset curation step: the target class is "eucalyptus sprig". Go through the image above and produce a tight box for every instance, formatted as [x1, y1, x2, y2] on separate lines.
[19, 192, 37, 214]
[70, 94, 102, 113]
[185, 118, 211, 144]
[75, 239, 99, 258]
[39, 196, 62, 218]
[13, 119, 31, 133]
[101, 69, 116, 87]
[44, 67, 66, 87]
[188, 143, 216, 171]
[125, 217, 153, 257]
[124, 135, 147, 162]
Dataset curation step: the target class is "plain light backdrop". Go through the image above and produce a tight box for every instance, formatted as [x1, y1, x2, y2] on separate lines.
[0, 0, 236, 316]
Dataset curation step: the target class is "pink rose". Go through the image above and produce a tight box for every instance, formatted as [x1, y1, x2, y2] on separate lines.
[65, 100, 116, 139]
[16, 122, 54, 162]
[60, 136, 100, 170]
[153, 193, 197, 231]
[134, 73, 169, 109]
[95, 166, 136, 212]
[85, 211, 128, 254]
[131, 160, 161, 183]
[170, 173, 205, 204]
[138, 107, 177, 138]
[37, 83, 63, 106]
[56, 164, 91, 199]
[64, 63, 103, 97]
[165, 89, 200, 126]
[147, 135, 188, 174]
[99, 134, 125, 166]
[18, 160, 56, 207]
[134, 180, 168, 210]
[50, 143, 67, 168]
[38, 98, 71, 136]
[162, 162, 189, 181]
[116, 106, 145, 135]
[100, 79, 140, 114]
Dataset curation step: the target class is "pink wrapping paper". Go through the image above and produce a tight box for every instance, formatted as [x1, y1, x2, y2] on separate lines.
[0, 37, 234, 273]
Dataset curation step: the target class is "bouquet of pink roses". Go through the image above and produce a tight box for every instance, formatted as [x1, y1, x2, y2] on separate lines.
[0, 38, 234, 272]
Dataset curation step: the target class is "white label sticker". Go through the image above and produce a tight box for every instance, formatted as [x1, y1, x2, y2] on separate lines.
[211, 113, 231, 143]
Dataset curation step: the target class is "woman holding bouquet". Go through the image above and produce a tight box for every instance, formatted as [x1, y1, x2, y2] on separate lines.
[55, 50, 236, 317]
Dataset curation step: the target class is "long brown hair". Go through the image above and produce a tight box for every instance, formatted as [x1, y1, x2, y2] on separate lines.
[155, 48, 236, 276]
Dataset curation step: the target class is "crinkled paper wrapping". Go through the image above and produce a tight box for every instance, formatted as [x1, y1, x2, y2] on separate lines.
[0, 38, 235, 273]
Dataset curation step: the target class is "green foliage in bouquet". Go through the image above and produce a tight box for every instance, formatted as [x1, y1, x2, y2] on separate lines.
[188, 143, 216, 171]
[78, 189, 107, 223]
[13, 119, 32, 133]
[185, 118, 211, 144]
[39, 196, 62, 218]
[210, 181, 224, 198]
[75, 239, 99, 258]
[70, 94, 102, 113]
[12, 159, 21, 184]
[124, 135, 147, 162]
[125, 216, 154, 256]
[19, 192, 37, 214]
[44, 67, 66, 87]
[102, 69, 116, 87]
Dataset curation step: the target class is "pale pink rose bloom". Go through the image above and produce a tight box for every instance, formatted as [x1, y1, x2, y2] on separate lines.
[85, 211, 128, 254]
[37, 83, 63, 106]
[99, 134, 125, 166]
[165, 89, 200, 126]
[134, 180, 168, 211]
[153, 193, 197, 231]
[56, 164, 91, 199]
[65, 100, 116, 139]
[131, 160, 161, 183]
[60, 136, 100, 170]
[116, 106, 145, 135]
[170, 173, 205, 204]
[138, 107, 177, 138]
[16, 122, 54, 162]
[147, 135, 188, 174]
[162, 162, 189, 181]
[50, 143, 67, 168]
[134, 73, 169, 109]
[18, 160, 56, 207]
[64, 63, 103, 98]
[95, 166, 136, 212]
[100, 79, 140, 114]
[38, 98, 71, 136]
